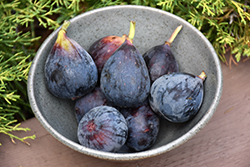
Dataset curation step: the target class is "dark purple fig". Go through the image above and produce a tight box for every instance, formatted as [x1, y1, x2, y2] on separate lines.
[88, 34, 126, 77]
[143, 25, 182, 82]
[100, 21, 150, 108]
[120, 101, 160, 151]
[44, 21, 98, 100]
[77, 106, 128, 152]
[149, 71, 207, 123]
[74, 87, 109, 123]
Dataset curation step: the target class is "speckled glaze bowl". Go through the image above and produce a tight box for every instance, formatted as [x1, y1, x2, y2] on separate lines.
[28, 5, 223, 161]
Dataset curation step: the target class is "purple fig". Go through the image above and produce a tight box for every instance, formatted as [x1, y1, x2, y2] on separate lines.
[44, 21, 98, 100]
[143, 25, 182, 82]
[88, 34, 126, 77]
[75, 87, 109, 123]
[100, 21, 150, 108]
[149, 71, 207, 123]
[77, 106, 128, 152]
[120, 100, 160, 151]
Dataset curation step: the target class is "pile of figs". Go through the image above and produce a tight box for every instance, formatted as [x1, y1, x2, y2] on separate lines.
[44, 20, 207, 153]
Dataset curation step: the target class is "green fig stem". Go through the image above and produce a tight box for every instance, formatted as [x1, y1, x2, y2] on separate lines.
[165, 25, 183, 46]
[56, 20, 71, 51]
[128, 21, 136, 43]
[61, 20, 71, 32]
[198, 71, 207, 81]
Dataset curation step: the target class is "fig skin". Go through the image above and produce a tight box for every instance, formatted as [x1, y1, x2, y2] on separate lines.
[74, 87, 109, 123]
[44, 21, 98, 100]
[100, 21, 150, 108]
[143, 44, 179, 82]
[77, 106, 128, 153]
[88, 35, 126, 77]
[100, 22, 150, 108]
[143, 25, 182, 83]
[149, 71, 206, 123]
[120, 100, 160, 151]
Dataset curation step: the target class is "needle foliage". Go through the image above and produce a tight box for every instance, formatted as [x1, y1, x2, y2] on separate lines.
[0, 0, 89, 146]
[0, 0, 249, 145]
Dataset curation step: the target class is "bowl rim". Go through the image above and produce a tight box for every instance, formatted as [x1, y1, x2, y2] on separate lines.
[27, 5, 223, 161]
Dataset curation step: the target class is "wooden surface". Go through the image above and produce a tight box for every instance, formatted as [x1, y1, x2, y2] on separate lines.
[1, 60, 250, 167]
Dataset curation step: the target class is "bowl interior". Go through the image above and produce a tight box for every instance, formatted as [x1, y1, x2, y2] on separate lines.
[28, 5, 222, 161]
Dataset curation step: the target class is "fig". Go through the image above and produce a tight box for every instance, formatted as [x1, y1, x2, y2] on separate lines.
[100, 21, 151, 108]
[149, 71, 207, 123]
[143, 25, 182, 82]
[74, 87, 109, 123]
[120, 100, 160, 151]
[77, 106, 128, 152]
[88, 33, 127, 77]
[44, 20, 98, 100]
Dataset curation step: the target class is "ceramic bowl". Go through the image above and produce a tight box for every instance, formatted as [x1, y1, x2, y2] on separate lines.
[27, 5, 223, 161]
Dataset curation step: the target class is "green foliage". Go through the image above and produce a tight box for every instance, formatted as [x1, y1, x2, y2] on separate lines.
[154, 0, 250, 63]
[0, 0, 87, 146]
[0, 0, 249, 145]
[86, 0, 250, 62]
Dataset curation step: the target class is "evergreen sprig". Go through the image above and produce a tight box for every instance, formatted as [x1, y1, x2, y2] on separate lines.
[0, 117, 36, 146]
[85, 0, 250, 63]
[154, 0, 250, 63]
[0, 0, 86, 146]
[0, 53, 35, 145]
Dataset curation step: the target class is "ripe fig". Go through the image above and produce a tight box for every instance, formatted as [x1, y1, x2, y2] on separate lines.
[149, 71, 207, 123]
[143, 25, 182, 82]
[77, 106, 128, 153]
[44, 21, 98, 100]
[120, 100, 160, 151]
[74, 87, 109, 123]
[100, 21, 151, 108]
[88, 34, 126, 77]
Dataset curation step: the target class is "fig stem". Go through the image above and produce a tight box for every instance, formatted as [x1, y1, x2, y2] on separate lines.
[61, 20, 71, 32]
[198, 71, 207, 81]
[56, 20, 71, 51]
[128, 21, 136, 43]
[165, 25, 183, 46]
